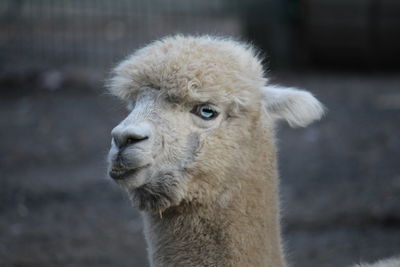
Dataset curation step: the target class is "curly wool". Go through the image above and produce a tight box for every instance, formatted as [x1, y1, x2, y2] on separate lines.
[108, 35, 266, 112]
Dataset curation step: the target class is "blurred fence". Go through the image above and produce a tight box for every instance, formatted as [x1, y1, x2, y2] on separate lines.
[302, 0, 400, 69]
[0, 0, 399, 73]
[0, 0, 243, 72]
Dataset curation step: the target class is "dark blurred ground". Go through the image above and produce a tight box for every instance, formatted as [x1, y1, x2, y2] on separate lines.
[0, 71, 399, 267]
[1, 1, 399, 266]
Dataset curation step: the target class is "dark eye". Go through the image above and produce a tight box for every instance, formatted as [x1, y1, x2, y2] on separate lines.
[192, 104, 219, 120]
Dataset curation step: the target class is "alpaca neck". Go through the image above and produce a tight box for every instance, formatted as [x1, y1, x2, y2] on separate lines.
[142, 161, 286, 267]
[142, 118, 286, 266]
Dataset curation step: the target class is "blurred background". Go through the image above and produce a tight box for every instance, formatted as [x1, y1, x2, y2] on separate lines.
[1, 0, 399, 266]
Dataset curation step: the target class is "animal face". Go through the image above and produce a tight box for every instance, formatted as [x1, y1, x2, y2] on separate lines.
[107, 86, 246, 212]
[106, 36, 324, 213]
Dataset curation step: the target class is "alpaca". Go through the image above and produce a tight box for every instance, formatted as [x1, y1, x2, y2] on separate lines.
[105, 35, 396, 267]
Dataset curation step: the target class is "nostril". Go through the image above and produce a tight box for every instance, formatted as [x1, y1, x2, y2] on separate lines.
[126, 135, 148, 146]
[116, 134, 148, 149]
[126, 137, 135, 145]
[112, 123, 152, 149]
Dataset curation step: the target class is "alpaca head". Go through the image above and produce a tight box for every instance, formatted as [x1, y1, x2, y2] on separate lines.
[107, 35, 324, 213]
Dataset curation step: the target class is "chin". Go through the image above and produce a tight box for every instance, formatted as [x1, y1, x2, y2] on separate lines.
[128, 169, 187, 213]
[110, 164, 152, 189]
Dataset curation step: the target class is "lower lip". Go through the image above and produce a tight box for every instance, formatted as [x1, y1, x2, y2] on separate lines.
[109, 165, 148, 180]
[109, 168, 139, 180]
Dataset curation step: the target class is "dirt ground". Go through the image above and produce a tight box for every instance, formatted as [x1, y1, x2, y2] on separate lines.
[0, 72, 399, 267]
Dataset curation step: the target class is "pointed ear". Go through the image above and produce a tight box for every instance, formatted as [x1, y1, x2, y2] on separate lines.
[260, 85, 325, 127]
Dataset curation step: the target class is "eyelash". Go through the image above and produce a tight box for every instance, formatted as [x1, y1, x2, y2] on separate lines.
[191, 104, 219, 120]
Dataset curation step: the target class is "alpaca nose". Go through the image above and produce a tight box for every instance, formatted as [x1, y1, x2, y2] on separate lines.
[114, 133, 148, 149]
[111, 124, 151, 149]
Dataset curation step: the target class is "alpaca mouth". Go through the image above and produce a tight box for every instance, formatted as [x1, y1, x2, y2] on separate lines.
[109, 165, 149, 180]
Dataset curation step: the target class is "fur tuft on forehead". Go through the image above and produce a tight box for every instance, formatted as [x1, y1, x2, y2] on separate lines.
[107, 35, 266, 108]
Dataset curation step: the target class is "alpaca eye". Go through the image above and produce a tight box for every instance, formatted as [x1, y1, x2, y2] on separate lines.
[192, 104, 218, 120]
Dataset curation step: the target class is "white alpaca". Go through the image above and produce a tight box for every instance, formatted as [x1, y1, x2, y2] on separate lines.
[106, 35, 398, 267]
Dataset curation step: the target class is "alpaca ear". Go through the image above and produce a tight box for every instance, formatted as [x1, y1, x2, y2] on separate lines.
[260, 85, 325, 127]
